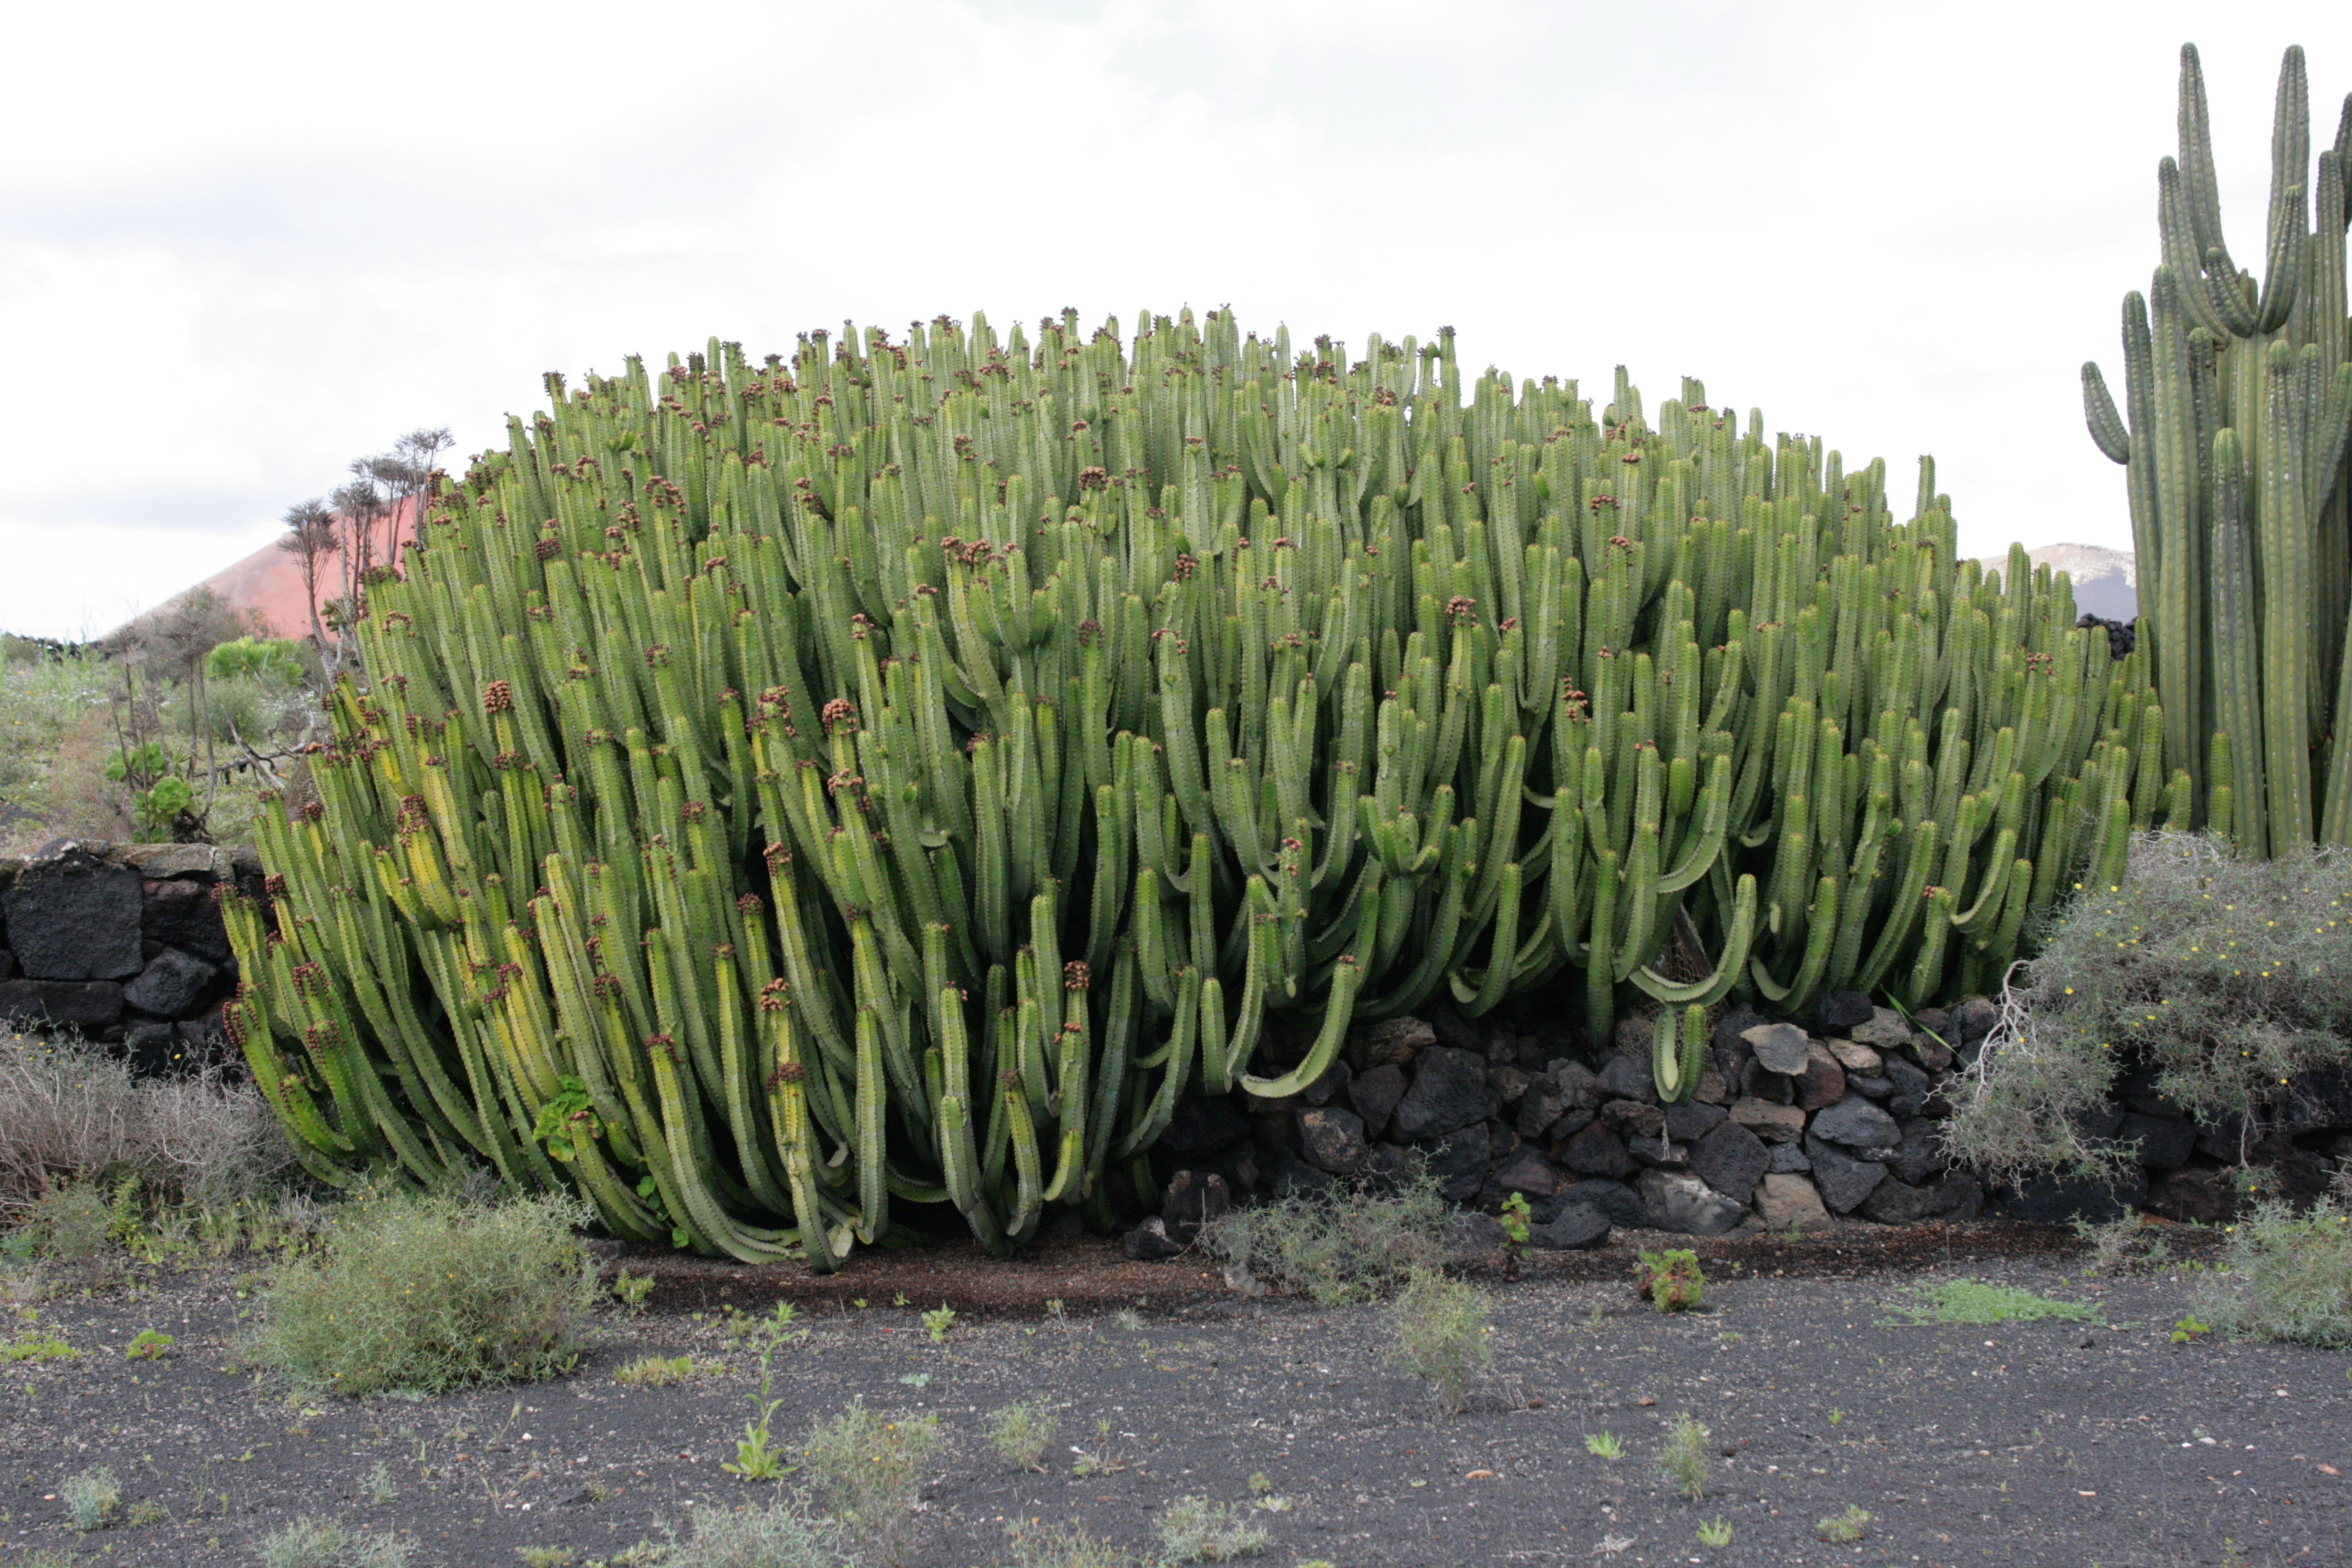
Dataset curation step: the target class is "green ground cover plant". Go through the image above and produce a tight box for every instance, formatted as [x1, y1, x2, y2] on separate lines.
[1201, 1169, 1448, 1304]
[241, 1187, 599, 1397]
[1947, 833, 2352, 1180]
[221, 310, 2158, 1262]
[2193, 1199, 2352, 1347]
[1881, 1279, 2104, 1327]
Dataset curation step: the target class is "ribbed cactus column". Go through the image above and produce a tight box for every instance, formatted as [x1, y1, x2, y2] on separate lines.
[2083, 44, 2352, 854]
[220, 312, 2152, 1265]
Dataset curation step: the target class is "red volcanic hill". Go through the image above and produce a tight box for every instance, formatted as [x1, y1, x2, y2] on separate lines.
[127, 498, 421, 642]
[189, 534, 324, 640]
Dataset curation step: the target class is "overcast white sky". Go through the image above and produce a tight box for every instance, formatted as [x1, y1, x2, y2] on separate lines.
[0, 0, 2338, 638]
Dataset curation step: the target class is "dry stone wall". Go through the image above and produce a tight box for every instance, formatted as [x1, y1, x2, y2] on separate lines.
[0, 839, 261, 1075]
[1128, 989, 2352, 1255]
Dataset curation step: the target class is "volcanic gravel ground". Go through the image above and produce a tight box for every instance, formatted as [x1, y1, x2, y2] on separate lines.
[0, 1233, 2345, 1568]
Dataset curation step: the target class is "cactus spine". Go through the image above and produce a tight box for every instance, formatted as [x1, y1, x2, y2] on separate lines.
[2083, 45, 2352, 852]
[225, 313, 2151, 1262]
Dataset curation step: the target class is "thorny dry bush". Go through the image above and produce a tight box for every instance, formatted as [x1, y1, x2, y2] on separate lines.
[1945, 832, 2352, 1183]
[1200, 1166, 1449, 1304]
[0, 1031, 297, 1221]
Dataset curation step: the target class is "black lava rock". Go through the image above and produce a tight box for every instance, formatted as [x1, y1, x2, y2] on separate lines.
[1391, 1047, 1500, 1140]
[1529, 1201, 1610, 1250]
[2, 848, 142, 981]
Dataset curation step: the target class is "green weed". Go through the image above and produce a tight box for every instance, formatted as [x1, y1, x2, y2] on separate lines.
[665, 1498, 847, 1568]
[59, 1465, 120, 1532]
[999, 1518, 1139, 1568]
[1657, 1412, 1711, 1500]
[1584, 1431, 1625, 1459]
[1696, 1518, 1734, 1548]
[2194, 1200, 2352, 1348]
[985, 1398, 1057, 1471]
[799, 1401, 939, 1564]
[1386, 1269, 1492, 1416]
[255, 1516, 415, 1568]
[1154, 1497, 1272, 1562]
[1635, 1249, 1704, 1312]
[1, 1314, 79, 1363]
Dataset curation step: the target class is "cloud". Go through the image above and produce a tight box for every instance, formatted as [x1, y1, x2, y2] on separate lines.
[0, 0, 2337, 637]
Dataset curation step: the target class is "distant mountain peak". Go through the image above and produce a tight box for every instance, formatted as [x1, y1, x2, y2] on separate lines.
[1971, 543, 2137, 621]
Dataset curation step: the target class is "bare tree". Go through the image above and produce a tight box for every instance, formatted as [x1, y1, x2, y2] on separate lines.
[382, 426, 452, 552]
[273, 426, 452, 688]
[276, 498, 342, 677]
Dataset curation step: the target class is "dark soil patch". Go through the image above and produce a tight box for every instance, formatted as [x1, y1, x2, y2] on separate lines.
[606, 1215, 2224, 1315]
[0, 1227, 2339, 1568]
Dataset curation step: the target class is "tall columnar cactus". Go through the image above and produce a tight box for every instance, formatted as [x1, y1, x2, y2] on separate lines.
[2083, 44, 2352, 855]
[224, 312, 2151, 1264]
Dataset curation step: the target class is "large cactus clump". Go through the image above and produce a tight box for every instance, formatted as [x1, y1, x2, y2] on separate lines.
[2083, 44, 2352, 855]
[224, 310, 2155, 1263]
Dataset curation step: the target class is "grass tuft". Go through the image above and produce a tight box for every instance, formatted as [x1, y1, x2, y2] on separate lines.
[0, 1033, 296, 1230]
[1814, 1504, 1871, 1543]
[615, 1354, 699, 1387]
